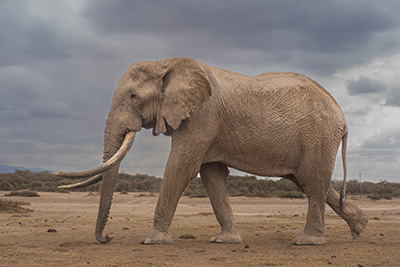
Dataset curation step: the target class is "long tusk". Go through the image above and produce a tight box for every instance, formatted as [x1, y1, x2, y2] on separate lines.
[55, 131, 136, 178]
[58, 174, 103, 189]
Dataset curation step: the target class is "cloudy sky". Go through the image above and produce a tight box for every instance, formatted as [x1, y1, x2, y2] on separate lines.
[1, 1, 400, 182]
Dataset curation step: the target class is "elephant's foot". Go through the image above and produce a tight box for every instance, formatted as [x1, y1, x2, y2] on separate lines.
[292, 232, 326, 246]
[140, 230, 173, 245]
[349, 214, 368, 239]
[210, 230, 242, 243]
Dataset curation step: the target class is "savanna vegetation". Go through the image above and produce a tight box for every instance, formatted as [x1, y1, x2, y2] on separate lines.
[0, 199, 32, 213]
[1, 170, 400, 199]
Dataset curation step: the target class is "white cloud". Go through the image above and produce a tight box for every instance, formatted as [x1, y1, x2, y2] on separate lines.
[327, 52, 400, 181]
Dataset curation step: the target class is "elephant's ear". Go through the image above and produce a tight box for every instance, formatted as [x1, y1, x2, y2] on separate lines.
[153, 58, 212, 136]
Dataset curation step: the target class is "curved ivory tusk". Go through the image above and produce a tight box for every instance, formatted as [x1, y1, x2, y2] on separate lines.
[58, 174, 103, 189]
[54, 131, 136, 178]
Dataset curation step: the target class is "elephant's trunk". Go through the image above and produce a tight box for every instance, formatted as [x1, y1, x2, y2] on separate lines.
[95, 165, 119, 243]
[95, 129, 137, 243]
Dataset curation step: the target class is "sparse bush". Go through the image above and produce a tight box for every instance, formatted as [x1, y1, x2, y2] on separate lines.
[392, 191, 400, 197]
[383, 194, 392, 200]
[5, 190, 40, 197]
[368, 194, 382, 200]
[135, 193, 155, 197]
[278, 191, 305, 199]
[1, 170, 399, 198]
[187, 188, 207, 198]
[0, 179, 13, 191]
[0, 199, 32, 213]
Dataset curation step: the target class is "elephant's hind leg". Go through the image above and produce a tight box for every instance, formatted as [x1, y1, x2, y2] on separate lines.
[292, 193, 327, 245]
[200, 163, 242, 243]
[291, 172, 330, 246]
[326, 186, 368, 239]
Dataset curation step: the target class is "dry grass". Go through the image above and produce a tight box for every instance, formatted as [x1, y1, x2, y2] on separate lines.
[0, 192, 399, 266]
[0, 199, 32, 213]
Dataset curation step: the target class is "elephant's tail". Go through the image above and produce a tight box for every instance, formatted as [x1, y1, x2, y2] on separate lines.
[339, 126, 348, 210]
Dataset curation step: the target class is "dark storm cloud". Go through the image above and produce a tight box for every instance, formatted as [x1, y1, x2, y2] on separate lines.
[344, 75, 400, 107]
[0, 2, 71, 67]
[345, 75, 388, 95]
[1, 1, 400, 179]
[85, 0, 400, 75]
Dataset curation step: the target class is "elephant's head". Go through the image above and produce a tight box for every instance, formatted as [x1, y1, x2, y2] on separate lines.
[55, 57, 212, 243]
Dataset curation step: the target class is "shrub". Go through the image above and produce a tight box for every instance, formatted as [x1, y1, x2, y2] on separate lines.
[368, 194, 381, 200]
[186, 188, 207, 198]
[5, 190, 40, 197]
[0, 179, 13, 191]
[278, 191, 305, 199]
[0, 199, 32, 213]
[392, 191, 400, 197]
[382, 194, 392, 200]
[1, 169, 400, 198]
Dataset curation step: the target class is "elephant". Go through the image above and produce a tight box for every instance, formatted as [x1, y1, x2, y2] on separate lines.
[55, 57, 368, 246]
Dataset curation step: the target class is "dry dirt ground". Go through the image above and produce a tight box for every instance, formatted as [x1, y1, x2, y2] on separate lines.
[1, 191, 400, 267]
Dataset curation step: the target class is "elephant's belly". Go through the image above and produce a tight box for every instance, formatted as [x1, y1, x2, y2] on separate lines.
[202, 142, 297, 177]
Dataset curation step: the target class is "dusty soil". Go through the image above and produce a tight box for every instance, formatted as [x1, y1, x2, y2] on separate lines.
[1, 192, 399, 267]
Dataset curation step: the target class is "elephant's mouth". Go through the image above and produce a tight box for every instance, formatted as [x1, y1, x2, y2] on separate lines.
[55, 131, 136, 188]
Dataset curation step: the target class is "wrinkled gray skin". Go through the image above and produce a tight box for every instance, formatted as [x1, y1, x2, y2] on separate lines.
[82, 57, 368, 245]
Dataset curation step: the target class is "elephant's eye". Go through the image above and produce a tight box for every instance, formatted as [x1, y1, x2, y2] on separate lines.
[130, 93, 136, 99]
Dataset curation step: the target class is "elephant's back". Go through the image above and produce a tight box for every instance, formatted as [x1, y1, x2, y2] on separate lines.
[215, 70, 347, 141]
[207, 66, 347, 131]
[257, 72, 339, 104]
[255, 71, 345, 120]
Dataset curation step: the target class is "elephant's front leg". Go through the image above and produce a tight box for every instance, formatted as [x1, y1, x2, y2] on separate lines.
[200, 163, 241, 243]
[140, 149, 202, 245]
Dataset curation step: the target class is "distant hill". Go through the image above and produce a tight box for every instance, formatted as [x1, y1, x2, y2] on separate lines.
[0, 163, 50, 174]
